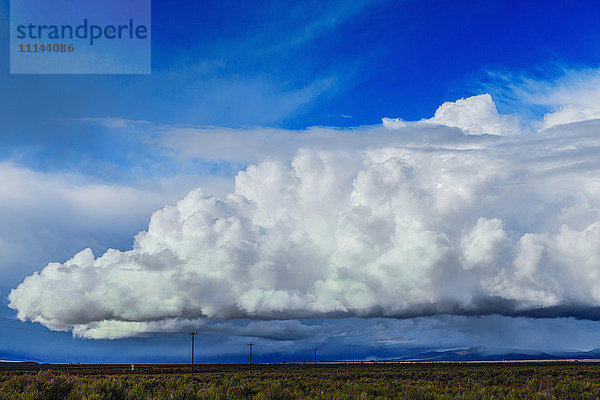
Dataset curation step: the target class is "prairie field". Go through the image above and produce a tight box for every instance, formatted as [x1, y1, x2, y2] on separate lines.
[1, 362, 599, 399]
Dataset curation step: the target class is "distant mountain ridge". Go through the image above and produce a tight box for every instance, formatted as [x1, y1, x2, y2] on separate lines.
[398, 346, 600, 362]
[4, 346, 600, 366]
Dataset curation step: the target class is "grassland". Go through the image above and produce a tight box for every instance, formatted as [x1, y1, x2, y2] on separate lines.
[1, 362, 599, 399]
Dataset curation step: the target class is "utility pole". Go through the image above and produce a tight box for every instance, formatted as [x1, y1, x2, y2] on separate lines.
[313, 348, 318, 365]
[189, 332, 197, 372]
[247, 343, 254, 371]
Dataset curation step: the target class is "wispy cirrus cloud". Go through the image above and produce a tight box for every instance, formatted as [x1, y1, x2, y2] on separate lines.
[476, 67, 600, 129]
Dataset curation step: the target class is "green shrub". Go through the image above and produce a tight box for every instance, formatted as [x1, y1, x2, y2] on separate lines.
[3, 363, 600, 399]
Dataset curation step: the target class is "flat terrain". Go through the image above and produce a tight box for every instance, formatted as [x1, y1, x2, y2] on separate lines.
[2, 362, 600, 399]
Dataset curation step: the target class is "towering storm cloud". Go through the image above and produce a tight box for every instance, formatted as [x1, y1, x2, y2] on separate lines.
[9, 95, 600, 338]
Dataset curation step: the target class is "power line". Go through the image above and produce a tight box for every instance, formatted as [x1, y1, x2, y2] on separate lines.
[1, 317, 203, 367]
[0, 317, 30, 323]
[0, 324, 54, 333]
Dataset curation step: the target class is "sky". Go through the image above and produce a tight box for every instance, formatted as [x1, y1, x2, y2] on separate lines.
[3, 0, 600, 363]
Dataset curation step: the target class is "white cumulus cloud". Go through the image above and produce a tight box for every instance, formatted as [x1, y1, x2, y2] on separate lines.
[8, 95, 600, 338]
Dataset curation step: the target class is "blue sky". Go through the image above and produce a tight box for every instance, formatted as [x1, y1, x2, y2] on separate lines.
[4, 0, 600, 363]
